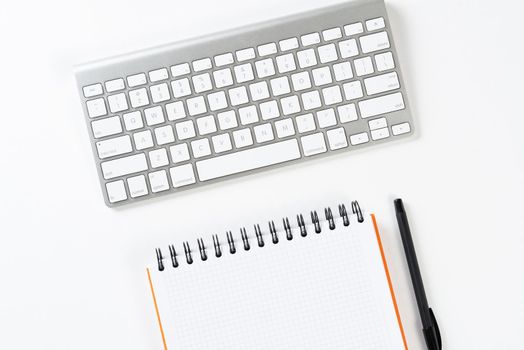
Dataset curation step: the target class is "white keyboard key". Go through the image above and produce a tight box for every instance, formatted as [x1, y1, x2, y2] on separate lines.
[291, 71, 312, 91]
[96, 135, 132, 159]
[254, 123, 274, 143]
[229, 86, 249, 106]
[369, 117, 388, 130]
[371, 127, 390, 140]
[301, 32, 320, 46]
[83, 83, 102, 98]
[255, 58, 276, 78]
[144, 106, 165, 126]
[171, 78, 192, 98]
[123, 111, 144, 131]
[318, 44, 338, 63]
[169, 143, 190, 163]
[154, 125, 175, 145]
[354, 56, 374, 76]
[149, 148, 169, 168]
[213, 68, 234, 88]
[322, 27, 342, 41]
[337, 103, 358, 123]
[274, 119, 294, 138]
[148, 170, 169, 193]
[193, 73, 213, 93]
[192, 58, 212, 72]
[302, 90, 322, 110]
[234, 63, 255, 83]
[133, 130, 154, 150]
[86, 98, 107, 118]
[279, 37, 299, 51]
[281, 95, 301, 115]
[101, 153, 148, 180]
[214, 53, 234, 67]
[296, 113, 316, 133]
[375, 52, 395, 71]
[270, 77, 291, 96]
[236, 47, 255, 62]
[392, 122, 411, 135]
[218, 110, 238, 130]
[105, 79, 125, 93]
[239, 105, 259, 125]
[106, 180, 127, 203]
[360, 31, 390, 54]
[196, 139, 300, 181]
[301, 133, 327, 156]
[107, 93, 128, 113]
[196, 115, 217, 135]
[187, 96, 207, 116]
[297, 49, 317, 68]
[129, 88, 150, 108]
[233, 128, 253, 148]
[212, 133, 232, 153]
[276, 54, 296, 73]
[175, 120, 196, 140]
[170, 164, 196, 188]
[165, 101, 186, 121]
[260, 100, 280, 120]
[258, 43, 277, 56]
[171, 63, 190, 77]
[364, 72, 400, 95]
[191, 138, 212, 158]
[91, 116, 122, 138]
[327, 128, 348, 150]
[127, 175, 148, 198]
[316, 108, 337, 128]
[366, 17, 385, 31]
[249, 81, 270, 101]
[333, 62, 353, 81]
[127, 73, 146, 87]
[344, 22, 364, 36]
[149, 68, 169, 82]
[312, 67, 332, 86]
[350, 132, 370, 145]
[343, 81, 363, 100]
[150, 83, 170, 103]
[359, 92, 405, 118]
[339, 39, 359, 58]
[207, 91, 228, 111]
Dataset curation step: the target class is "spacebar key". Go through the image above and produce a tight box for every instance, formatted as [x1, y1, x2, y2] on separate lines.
[196, 139, 301, 181]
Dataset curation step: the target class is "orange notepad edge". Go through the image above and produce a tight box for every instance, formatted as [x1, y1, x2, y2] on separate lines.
[372, 213, 409, 350]
[147, 268, 169, 350]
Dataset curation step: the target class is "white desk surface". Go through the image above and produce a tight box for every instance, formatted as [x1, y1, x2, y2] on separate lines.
[1, 0, 523, 349]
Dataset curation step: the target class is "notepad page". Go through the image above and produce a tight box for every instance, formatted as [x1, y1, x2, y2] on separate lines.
[149, 215, 406, 350]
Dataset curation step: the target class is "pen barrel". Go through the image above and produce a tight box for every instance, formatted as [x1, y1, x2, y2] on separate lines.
[395, 200, 432, 328]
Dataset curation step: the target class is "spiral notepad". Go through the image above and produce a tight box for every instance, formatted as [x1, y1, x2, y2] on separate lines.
[147, 202, 409, 350]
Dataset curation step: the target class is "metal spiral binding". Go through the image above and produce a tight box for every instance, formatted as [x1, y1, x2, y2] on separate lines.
[297, 214, 307, 237]
[311, 211, 321, 233]
[212, 234, 222, 258]
[169, 245, 179, 268]
[351, 201, 364, 223]
[254, 224, 264, 247]
[156, 201, 365, 271]
[269, 220, 278, 244]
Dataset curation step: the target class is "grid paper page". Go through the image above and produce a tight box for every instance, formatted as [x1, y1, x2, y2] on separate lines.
[149, 215, 406, 350]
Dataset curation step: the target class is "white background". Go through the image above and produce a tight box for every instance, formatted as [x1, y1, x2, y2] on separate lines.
[0, 0, 523, 349]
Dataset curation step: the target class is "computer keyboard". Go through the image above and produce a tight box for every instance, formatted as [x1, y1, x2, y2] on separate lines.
[76, 0, 414, 207]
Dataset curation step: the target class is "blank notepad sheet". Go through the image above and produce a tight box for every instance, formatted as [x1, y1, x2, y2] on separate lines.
[148, 215, 407, 350]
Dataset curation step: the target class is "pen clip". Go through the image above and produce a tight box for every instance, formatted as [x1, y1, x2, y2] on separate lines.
[423, 308, 442, 350]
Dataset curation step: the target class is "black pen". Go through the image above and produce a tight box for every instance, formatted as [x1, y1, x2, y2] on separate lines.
[394, 199, 442, 350]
